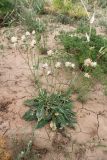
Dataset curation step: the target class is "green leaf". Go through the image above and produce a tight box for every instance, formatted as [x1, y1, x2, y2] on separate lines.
[23, 90, 76, 130]
[57, 114, 67, 127]
[23, 110, 37, 121]
[36, 106, 45, 120]
[64, 88, 72, 98]
[24, 99, 36, 107]
[36, 119, 49, 129]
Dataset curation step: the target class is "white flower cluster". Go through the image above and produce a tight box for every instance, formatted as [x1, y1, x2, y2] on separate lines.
[65, 62, 75, 68]
[21, 35, 26, 41]
[42, 62, 76, 69]
[84, 58, 97, 67]
[84, 73, 90, 78]
[47, 50, 54, 56]
[41, 60, 76, 76]
[25, 31, 30, 36]
[11, 30, 36, 47]
[11, 36, 17, 43]
[42, 63, 48, 69]
[55, 62, 61, 68]
[30, 39, 36, 47]
[84, 58, 97, 78]
[42, 63, 52, 76]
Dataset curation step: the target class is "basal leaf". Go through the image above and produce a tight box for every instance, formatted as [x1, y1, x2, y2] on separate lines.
[23, 110, 37, 121]
[23, 90, 76, 130]
[24, 99, 36, 107]
[36, 119, 49, 129]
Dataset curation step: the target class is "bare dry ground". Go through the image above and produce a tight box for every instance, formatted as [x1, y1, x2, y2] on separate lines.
[0, 25, 107, 160]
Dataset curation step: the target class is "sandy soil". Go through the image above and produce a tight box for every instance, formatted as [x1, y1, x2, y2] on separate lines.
[0, 26, 107, 160]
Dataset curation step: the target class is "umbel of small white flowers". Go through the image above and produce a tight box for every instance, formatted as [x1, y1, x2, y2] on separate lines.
[65, 62, 75, 68]
[47, 70, 52, 76]
[25, 31, 30, 36]
[47, 50, 54, 56]
[42, 63, 48, 69]
[11, 36, 17, 43]
[84, 58, 97, 67]
[11, 31, 35, 47]
[84, 73, 90, 78]
[41, 61, 76, 71]
[21, 35, 26, 41]
[30, 39, 36, 47]
[55, 62, 61, 68]
[41, 61, 76, 77]
[32, 30, 35, 35]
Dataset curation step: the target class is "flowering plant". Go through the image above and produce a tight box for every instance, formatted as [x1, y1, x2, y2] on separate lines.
[10, 30, 77, 130]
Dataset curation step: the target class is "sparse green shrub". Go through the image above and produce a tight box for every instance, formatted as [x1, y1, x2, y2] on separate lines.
[0, 0, 46, 27]
[97, 0, 107, 8]
[15, 140, 33, 160]
[76, 21, 90, 34]
[35, 32, 48, 54]
[52, 0, 64, 10]
[0, 0, 17, 26]
[52, 0, 77, 14]
[17, 1, 46, 53]
[32, 0, 45, 14]
[0, 0, 14, 16]
[19, 5, 45, 32]
[52, 0, 87, 18]
[19, 0, 45, 15]
[99, 19, 107, 33]
[16, 1, 47, 53]
[56, 13, 72, 24]
[69, 5, 87, 18]
[88, 0, 107, 8]
[23, 89, 76, 130]
[58, 27, 107, 73]
[12, 139, 46, 160]
[74, 76, 92, 103]
[57, 24, 107, 98]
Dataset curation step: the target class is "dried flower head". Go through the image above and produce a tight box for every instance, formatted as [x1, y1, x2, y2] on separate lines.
[31, 39, 36, 47]
[84, 58, 92, 67]
[55, 62, 61, 68]
[47, 70, 52, 76]
[25, 31, 30, 36]
[11, 36, 17, 43]
[47, 50, 54, 56]
[71, 63, 75, 69]
[42, 63, 48, 69]
[84, 73, 90, 78]
[91, 61, 97, 67]
[21, 35, 26, 41]
[32, 30, 35, 35]
[65, 62, 72, 67]
[65, 62, 75, 68]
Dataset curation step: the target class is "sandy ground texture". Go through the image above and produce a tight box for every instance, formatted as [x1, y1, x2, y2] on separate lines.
[0, 26, 107, 160]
